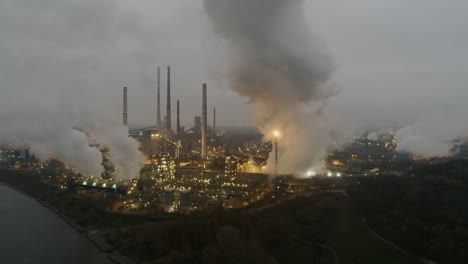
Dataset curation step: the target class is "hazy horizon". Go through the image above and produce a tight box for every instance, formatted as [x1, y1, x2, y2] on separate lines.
[1, 0, 468, 171]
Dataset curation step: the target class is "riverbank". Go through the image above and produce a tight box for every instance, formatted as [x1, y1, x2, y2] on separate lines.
[0, 170, 137, 264]
[0, 180, 88, 232]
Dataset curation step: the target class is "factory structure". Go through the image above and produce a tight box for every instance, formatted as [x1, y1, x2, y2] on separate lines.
[7, 65, 415, 215]
[2, 69, 434, 216]
[125, 67, 219, 162]
[109, 66, 272, 213]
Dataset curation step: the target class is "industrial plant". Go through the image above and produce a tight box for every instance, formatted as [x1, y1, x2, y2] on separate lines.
[11, 65, 273, 214]
[0, 66, 429, 215]
[120, 67, 275, 213]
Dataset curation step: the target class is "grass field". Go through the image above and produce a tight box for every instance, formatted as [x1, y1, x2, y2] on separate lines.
[327, 196, 418, 264]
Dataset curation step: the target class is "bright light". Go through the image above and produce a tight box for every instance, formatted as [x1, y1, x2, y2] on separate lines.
[327, 171, 333, 177]
[273, 130, 281, 138]
[337, 173, 342, 177]
[306, 170, 316, 177]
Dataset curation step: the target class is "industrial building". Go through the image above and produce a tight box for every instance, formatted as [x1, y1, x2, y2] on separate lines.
[111, 66, 273, 213]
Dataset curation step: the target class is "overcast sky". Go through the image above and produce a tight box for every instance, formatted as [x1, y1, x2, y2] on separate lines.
[1, 0, 467, 130]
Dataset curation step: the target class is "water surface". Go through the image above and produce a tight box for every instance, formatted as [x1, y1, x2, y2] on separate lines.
[0, 185, 112, 264]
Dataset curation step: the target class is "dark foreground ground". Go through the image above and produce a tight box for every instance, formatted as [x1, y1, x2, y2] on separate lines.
[0, 170, 342, 263]
[1, 169, 445, 264]
[349, 174, 468, 264]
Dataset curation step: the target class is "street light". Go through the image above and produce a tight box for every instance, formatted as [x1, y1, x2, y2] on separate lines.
[273, 130, 280, 138]
[273, 130, 280, 176]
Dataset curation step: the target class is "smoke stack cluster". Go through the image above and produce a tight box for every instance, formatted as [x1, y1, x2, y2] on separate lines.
[123, 87, 128, 127]
[201, 83, 208, 159]
[166, 66, 172, 134]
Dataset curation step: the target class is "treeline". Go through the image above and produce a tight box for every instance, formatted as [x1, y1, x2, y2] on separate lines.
[110, 193, 342, 264]
[348, 160, 468, 264]
[110, 210, 275, 264]
[256, 193, 341, 264]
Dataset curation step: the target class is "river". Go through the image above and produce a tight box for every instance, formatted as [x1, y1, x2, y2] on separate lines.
[0, 185, 113, 264]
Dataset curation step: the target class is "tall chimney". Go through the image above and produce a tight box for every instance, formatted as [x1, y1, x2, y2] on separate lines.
[177, 99, 180, 134]
[157, 67, 161, 130]
[201, 83, 208, 160]
[166, 66, 172, 134]
[213, 107, 216, 135]
[123, 87, 128, 127]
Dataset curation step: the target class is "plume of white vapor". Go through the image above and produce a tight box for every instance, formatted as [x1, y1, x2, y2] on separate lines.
[395, 112, 468, 158]
[204, 0, 335, 173]
[0, 0, 147, 179]
[367, 131, 380, 141]
[79, 116, 145, 179]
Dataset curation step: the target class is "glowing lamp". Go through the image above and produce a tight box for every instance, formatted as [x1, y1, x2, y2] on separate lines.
[273, 130, 281, 138]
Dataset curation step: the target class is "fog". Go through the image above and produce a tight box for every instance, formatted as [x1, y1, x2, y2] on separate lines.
[1, 0, 468, 175]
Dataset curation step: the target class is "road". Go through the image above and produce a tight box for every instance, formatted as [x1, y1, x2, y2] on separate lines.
[290, 234, 340, 264]
[362, 218, 434, 264]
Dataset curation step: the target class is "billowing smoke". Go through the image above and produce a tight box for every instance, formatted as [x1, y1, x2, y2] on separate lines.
[395, 112, 468, 158]
[0, 0, 147, 179]
[82, 121, 145, 180]
[204, 0, 335, 173]
[367, 131, 381, 141]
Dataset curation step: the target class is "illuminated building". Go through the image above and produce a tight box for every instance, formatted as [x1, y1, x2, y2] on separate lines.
[158, 156, 176, 181]
[164, 188, 192, 214]
[224, 156, 237, 181]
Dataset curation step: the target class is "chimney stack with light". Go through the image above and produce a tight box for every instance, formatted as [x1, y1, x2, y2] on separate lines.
[201, 83, 208, 159]
[166, 66, 172, 134]
[123, 87, 128, 127]
[157, 67, 161, 130]
[177, 99, 181, 134]
[213, 107, 216, 135]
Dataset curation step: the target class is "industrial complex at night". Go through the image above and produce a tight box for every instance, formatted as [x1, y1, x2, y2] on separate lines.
[3, 0, 468, 263]
[119, 66, 273, 213]
[0, 66, 428, 216]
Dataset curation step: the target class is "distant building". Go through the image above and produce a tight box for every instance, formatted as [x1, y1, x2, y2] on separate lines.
[224, 156, 238, 180]
[19, 147, 30, 160]
[164, 188, 192, 214]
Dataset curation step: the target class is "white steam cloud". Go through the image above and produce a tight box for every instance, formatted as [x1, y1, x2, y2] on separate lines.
[367, 131, 381, 141]
[204, 0, 336, 173]
[0, 0, 146, 179]
[395, 111, 468, 158]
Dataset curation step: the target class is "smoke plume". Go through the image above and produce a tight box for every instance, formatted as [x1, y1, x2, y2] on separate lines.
[367, 131, 381, 141]
[204, 0, 335, 173]
[0, 0, 146, 179]
[395, 111, 468, 158]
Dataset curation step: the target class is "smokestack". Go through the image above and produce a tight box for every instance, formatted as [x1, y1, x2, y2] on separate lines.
[177, 99, 180, 134]
[157, 67, 161, 130]
[123, 87, 128, 127]
[213, 107, 216, 135]
[201, 83, 208, 159]
[166, 66, 172, 134]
